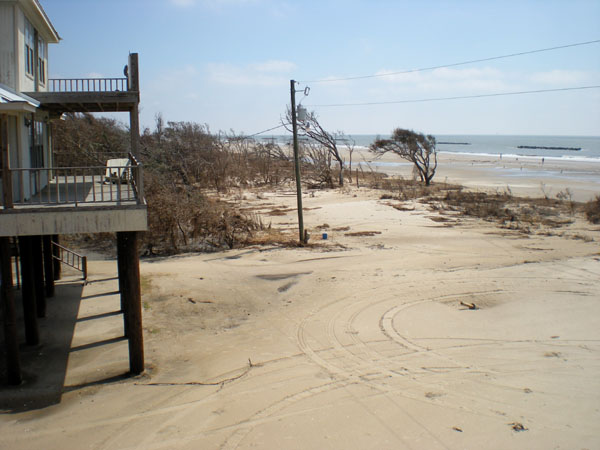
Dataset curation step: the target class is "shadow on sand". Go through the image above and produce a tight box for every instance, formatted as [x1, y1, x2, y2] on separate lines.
[0, 277, 131, 413]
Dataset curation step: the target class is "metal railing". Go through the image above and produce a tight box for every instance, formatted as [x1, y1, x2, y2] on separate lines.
[49, 78, 129, 93]
[1, 154, 144, 208]
[52, 241, 87, 280]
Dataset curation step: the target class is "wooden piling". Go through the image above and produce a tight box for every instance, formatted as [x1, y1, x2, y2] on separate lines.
[31, 235, 46, 318]
[42, 236, 54, 297]
[117, 231, 144, 374]
[1, 237, 21, 385]
[52, 234, 61, 280]
[116, 233, 128, 338]
[18, 236, 39, 345]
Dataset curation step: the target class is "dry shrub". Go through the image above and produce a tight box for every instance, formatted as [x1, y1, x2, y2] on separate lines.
[143, 171, 263, 255]
[345, 231, 382, 237]
[444, 190, 513, 221]
[376, 177, 461, 201]
[372, 178, 582, 234]
[245, 228, 296, 247]
[584, 195, 600, 224]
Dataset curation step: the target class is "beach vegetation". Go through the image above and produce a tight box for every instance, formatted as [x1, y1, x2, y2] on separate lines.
[52, 113, 129, 167]
[583, 195, 600, 224]
[52, 114, 293, 254]
[370, 129, 438, 185]
[284, 108, 351, 187]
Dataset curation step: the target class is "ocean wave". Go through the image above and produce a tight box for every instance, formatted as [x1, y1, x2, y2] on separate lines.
[438, 150, 600, 163]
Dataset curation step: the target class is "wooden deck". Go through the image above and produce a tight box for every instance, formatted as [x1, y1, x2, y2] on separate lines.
[15, 175, 139, 208]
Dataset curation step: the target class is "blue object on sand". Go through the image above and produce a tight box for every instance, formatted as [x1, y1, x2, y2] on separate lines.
[322, 233, 328, 240]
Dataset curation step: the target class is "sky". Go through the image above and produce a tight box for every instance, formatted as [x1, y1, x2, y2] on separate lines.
[41, 0, 600, 136]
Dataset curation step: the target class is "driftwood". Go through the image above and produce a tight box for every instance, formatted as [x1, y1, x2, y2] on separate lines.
[460, 301, 478, 310]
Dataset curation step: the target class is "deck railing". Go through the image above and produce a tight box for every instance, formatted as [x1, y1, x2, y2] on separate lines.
[49, 78, 129, 93]
[1, 153, 144, 208]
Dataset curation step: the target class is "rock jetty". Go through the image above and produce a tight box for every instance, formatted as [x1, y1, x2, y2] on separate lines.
[517, 145, 581, 151]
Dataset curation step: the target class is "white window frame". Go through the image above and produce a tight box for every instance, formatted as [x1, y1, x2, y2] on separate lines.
[24, 17, 35, 78]
[37, 36, 46, 85]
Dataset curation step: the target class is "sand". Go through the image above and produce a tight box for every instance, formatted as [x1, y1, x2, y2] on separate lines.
[1, 159, 599, 449]
[354, 149, 600, 202]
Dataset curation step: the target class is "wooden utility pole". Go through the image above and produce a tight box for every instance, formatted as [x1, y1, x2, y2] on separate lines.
[290, 80, 305, 245]
[0, 237, 21, 385]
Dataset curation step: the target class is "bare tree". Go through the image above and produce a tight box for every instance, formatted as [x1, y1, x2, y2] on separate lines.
[304, 141, 334, 188]
[284, 109, 346, 186]
[370, 128, 438, 185]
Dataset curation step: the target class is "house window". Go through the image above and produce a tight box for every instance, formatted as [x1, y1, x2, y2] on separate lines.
[31, 120, 44, 168]
[24, 18, 35, 77]
[38, 37, 46, 84]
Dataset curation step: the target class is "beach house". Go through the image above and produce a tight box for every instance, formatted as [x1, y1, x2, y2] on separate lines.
[0, 0, 147, 385]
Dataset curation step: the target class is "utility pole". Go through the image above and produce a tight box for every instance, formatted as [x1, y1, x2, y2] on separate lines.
[290, 79, 305, 244]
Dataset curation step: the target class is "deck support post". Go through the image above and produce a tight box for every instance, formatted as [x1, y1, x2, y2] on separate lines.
[1, 237, 21, 385]
[42, 236, 54, 297]
[117, 234, 128, 338]
[52, 235, 61, 280]
[117, 231, 144, 374]
[18, 236, 39, 345]
[31, 235, 46, 318]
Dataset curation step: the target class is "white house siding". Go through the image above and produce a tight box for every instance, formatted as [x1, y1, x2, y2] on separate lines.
[17, 9, 35, 93]
[0, 3, 16, 89]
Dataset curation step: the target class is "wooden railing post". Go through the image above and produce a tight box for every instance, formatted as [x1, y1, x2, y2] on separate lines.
[137, 162, 144, 202]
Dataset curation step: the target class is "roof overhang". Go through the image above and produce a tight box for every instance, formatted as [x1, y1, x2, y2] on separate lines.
[18, 0, 61, 43]
[0, 83, 40, 113]
[0, 102, 38, 113]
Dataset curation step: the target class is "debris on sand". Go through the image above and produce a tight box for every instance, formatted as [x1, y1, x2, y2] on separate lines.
[460, 301, 478, 310]
[509, 422, 528, 432]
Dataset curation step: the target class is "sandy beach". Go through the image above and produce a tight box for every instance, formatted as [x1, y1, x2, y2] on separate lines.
[354, 148, 600, 202]
[1, 159, 599, 449]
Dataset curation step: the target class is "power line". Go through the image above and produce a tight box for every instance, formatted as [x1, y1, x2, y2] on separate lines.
[245, 123, 287, 138]
[299, 39, 600, 84]
[307, 85, 600, 107]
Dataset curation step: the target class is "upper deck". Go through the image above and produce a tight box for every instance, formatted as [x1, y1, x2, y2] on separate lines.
[24, 54, 139, 116]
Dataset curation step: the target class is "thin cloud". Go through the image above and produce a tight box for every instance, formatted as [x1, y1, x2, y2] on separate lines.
[373, 66, 510, 93]
[530, 69, 595, 85]
[251, 60, 297, 73]
[206, 60, 296, 86]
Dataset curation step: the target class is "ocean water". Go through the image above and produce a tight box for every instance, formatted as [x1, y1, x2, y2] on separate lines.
[262, 134, 600, 161]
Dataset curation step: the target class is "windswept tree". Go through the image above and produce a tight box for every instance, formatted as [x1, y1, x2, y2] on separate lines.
[284, 109, 348, 186]
[370, 128, 438, 185]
